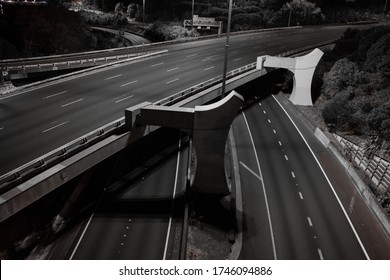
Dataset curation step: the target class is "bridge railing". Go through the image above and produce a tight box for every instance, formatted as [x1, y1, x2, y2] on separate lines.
[0, 38, 337, 194]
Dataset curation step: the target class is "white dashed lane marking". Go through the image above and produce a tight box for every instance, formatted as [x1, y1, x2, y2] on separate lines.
[318, 248, 324, 260]
[120, 80, 138, 87]
[105, 74, 122, 80]
[115, 95, 134, 104]
[166, 78, 180, 84]
[43, 91, 67, 99]
[61, 98, 83, 108]
[307, 217, 313, 227]
[151, 62, 164, 67]
[42, 121, 69, 133]
[204, 66, 215, 71]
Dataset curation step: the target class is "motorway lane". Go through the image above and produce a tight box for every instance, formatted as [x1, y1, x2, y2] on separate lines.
[0, 26, 351, 176]
[233, 94, 368, 259]
[68, 137, 188, 260]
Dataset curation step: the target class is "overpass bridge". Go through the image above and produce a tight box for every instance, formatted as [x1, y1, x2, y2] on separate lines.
[1, 24, 389, 260]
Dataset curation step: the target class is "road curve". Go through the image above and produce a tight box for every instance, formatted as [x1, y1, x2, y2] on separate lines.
[233, 94, 368, 259]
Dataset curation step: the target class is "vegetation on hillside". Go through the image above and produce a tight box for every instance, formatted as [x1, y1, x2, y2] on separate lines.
[319, 26, 390, 151]
[0, 0, 388, 59]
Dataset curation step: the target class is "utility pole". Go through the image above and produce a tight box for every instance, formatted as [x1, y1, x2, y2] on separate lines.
[221, 0, 233, 98]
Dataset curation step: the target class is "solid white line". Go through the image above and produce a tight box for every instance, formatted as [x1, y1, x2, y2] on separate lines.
[115, 95, 134, 104]
[318, 248, 324, 260]
[120, 80, 138, 87]
[69, 213, 94, 260]
[307, 217, 313, 227]
[151, 62, 164, 67]
[167, 67, 179, 72]
[204, 66, 215, 71]
[163, 138, 182, 260]
[240, 161, 262, 182]
[61, 98, 83, 108]
[166, 78, 180, 84]
[242, 111, 277, 260]
[104, 74, 122, 80]
[271, 94, 370, 260]
[43, 90, 67, 99]
[42, 121, 69, 133]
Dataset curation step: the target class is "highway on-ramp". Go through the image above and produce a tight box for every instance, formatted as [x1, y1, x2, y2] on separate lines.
[0, 26, 351, 176]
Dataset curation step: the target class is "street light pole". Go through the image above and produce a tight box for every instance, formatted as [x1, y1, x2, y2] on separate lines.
[221, 0, 233, 98]
[288, 5, 292, 27]
[143, 0, 145, 26]
[191, 0, 195, 30]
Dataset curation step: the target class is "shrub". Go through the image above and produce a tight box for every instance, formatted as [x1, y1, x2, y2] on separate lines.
[322, 58, 363, 99]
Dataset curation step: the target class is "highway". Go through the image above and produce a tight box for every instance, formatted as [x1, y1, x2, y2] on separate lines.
[232, 94, 369, 259]
[48, 132, 189, 260]
[0, 26, 350, 176]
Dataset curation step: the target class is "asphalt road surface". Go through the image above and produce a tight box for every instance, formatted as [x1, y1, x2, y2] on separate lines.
[61, 137, 188, 260]
[232, 94, 369, 259]
[0, 26, 353, 176]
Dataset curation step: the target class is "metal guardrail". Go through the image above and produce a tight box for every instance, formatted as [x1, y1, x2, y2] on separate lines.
[0, 118, 125, 194]
[4, 52, 156, 73]
[0, 38, 337, 194]
[1, 26, 303, 68]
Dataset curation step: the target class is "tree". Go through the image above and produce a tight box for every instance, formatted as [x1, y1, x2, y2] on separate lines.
[267, 0, 325, 27]
[322, 58, 363, 99]
[127, 3, 137, 18]
[114, 2, 124, 15]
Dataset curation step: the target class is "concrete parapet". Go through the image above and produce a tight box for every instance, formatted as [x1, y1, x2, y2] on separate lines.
[258, 48, 324, 106]
[131, 91, 244, 194]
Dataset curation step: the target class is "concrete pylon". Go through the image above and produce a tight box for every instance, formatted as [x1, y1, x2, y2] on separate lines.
[126, 91, 244, 194]
[257, 48, 323, 106]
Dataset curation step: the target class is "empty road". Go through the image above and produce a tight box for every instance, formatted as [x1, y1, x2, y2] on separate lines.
[0, 26, 352, 176]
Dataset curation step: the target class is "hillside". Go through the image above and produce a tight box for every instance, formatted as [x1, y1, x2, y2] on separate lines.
[314, 25, 390, 154]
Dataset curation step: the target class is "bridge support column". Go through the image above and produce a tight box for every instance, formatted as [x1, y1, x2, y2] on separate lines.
[257, 48, 323, 106]
[126, 91, 244, 194]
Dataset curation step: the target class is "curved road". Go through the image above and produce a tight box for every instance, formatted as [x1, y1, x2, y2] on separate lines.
[0, 26, 351, 176]
[233, 94, 369, 259]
